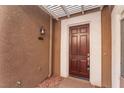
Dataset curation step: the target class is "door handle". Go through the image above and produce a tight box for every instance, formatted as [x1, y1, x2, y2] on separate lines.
[87, 53, 90, 57]
[87, 57, 90, 60]
[87, 66, 90, 71]
[87, 57, 90, 66]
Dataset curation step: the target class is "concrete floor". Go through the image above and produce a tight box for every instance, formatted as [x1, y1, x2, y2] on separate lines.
[38, 76, 95, 88]
[58, 77, 93, 88]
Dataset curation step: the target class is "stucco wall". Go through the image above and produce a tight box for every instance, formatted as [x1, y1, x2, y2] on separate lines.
[0, 6, 50, 87]
[52, 20, 61, 75]
[111, 5, 124, 88]
[101, 6, 112, 87]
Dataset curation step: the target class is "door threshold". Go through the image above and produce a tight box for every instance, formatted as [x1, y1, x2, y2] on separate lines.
[69, 74, 89, 81]
[68, 76, 89, 82]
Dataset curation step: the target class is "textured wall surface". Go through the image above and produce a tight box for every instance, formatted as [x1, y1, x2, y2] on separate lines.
[0, 6, 50, 87]
[111, 6, 124, 88]
[101, 6, 112, 88]
[52, 20, 61, 75]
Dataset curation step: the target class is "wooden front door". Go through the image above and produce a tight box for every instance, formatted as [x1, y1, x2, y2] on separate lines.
[69, 24, 90, 79]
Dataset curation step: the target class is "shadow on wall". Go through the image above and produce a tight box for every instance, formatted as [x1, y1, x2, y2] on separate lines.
[0, 5, 50, 87]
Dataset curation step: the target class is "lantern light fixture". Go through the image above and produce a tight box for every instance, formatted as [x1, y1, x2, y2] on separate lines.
[38, 26, 46, 40]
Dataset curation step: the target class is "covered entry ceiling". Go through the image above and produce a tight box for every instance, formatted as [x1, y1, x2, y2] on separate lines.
[39, 5, 103, 20]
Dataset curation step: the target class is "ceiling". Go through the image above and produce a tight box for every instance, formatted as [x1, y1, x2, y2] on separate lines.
[39, 5, 103, 20]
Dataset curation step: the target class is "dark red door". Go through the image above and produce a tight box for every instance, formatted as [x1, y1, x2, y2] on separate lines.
[69, 24, 90, 79]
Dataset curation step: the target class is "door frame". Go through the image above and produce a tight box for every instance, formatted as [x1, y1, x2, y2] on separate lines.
[61, 21, 91, 80]
[69, 24, 90, 79]
[60, 12, 101, 87]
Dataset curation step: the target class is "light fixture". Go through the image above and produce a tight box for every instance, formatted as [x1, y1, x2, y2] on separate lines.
[38, 27, 46, 40]
[40, 27, 45, 35]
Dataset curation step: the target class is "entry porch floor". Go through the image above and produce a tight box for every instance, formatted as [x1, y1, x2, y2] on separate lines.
[38, 75, 95, 88]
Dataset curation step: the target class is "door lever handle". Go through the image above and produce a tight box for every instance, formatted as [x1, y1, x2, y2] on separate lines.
[87, 53, 90, 57]
[87, 66, 90, 71]
[87, 57, 90, 60]
[87, 57, 90, 66]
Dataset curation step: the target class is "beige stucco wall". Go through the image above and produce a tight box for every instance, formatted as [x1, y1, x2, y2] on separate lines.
[0, 5, 50, 87]
[52, 20, 61, 75]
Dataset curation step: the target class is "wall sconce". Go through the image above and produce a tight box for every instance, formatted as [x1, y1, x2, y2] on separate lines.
[38, 27, 46, 40]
